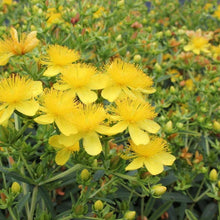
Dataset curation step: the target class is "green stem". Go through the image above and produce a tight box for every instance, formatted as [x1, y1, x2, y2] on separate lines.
[8, 207, 17, 220]
[88, 177, 116, 199]
[39, 164, 83, 186]
[19, 152, 35, 179]
[141, 197, 145, 220]
[28, 186, 38, 220]
[14, 113, 20, 131]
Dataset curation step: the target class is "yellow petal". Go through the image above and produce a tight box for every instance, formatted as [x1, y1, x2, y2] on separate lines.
[31, 81, 43, 96]
[0, 106, 14, 124]
[35, 114, 54, 124]
[0, 52, 13, 66]
[128, 125, 149, 145]
[55, 118, 78, 136]
[77, 88, 97, 104]
[55, 149, 71, 165]
[183, 45, 193, 52]
[15, 100, 39, 116]
[43, 66, 63, 77]
[125, 157, 145, 170]
[88, 74, 109, 89]
[53, 83, 71, 91]
[49, 135, 64, 149]
[144, 157, 164, 175]
[153, 152, 176, 166]
[138, 88, 156, 94]
[57, 134, 80, 146]
[108, 121, 128, 135]
[139, 119, 160, 134]
[83, 132, 102, 155]
[192, 49, 200, 55]
[96, 125, 111, 135]
[101, 86, 121, 102]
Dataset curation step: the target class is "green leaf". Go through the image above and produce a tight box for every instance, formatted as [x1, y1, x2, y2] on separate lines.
[162, 192, 193, 203]
[185, 209, 198, 220]
[17, 192, 31, 213]
[149, 201, 173, 220]
[144, 197, 155, 216]
[201, 203, 217, 220]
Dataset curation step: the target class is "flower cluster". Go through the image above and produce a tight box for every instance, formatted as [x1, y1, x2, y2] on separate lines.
[0, 27, 175, 175]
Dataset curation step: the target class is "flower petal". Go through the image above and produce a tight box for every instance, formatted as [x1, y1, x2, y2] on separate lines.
[31, 81, 43, 96]
[128, 125, 149, 145]
[0, 106, 14, 124]
[108, 121, 128, 135]
[125, 157, 145, 170]
[96, 125, 111, 135]
[101, 86, 121, 102]
[77, 88, 97, 104]
[183, 45, 193, 52]
[55, 118, 78, 136]
[83, 132, 102, 155]
[55, 149, 71, 165]
[144, 157, 164, 175]
[138, 119, 160, 134]
[0, 52, 13, 66]
[88, 74, 109, 89]
[15, 100, 39, 116]
[43, 66, 62, 77]
[153, 152, 176, 166]
[57, 134, 80, 146]
[35, 114, 54, 124]
[49, 135, 64, 149]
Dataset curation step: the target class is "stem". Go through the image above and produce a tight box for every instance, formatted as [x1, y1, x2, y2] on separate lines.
[141, 197, 144, 220]
[19, 152, 35, 179]
[28, 186, 38, 220]
[8, 207, 17, 220]
[14, 113, 20, 131]
[89, 177, 116, 199]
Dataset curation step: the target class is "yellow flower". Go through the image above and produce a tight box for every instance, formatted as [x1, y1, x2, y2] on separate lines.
[68, 103, 110, 155]
[41, 45, 80, 77]
[93, 7, 105, 19]
[101, 59, 155, 102]
[204, 3, 212, 11]
[49, 134, 79, 165]
[108, 96, 160, 145]
[3, 0, 12, 5]
[0, 27, 39, 66]
[211, 45, 220, 60]
[184, 36, 210, 55]
[34, 89, 78, 136]
[125, 137, 176, 175]
[54, 63, 108, 104]
[46, 7, 64, 27]
[213, 5, 220, 19]
[0, 75, 42, 124]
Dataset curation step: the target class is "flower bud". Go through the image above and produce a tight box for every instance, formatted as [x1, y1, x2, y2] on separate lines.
[165, 30, 172, 37]
[164, 120, 173, 133]
[110, 155, 120, 169]
[94, 200, 104, 211]
[170, 86, 176, 93]
[213, 121, 220, 132]
[116, 34, 122, 42]
[80, 169, 90, 181]
[209, 169, 218, 182]
[124, 211, 136, 220]
[152, 185, 167, 196]
[176, 122, 183, 129]
[154, 63, 162, 72]
[11, 182, 21, 193]
[104, 212, 113, 219]
[133, 54, 142, 62]
[218, 180, 220, 188]
[74, 204, 84, 215]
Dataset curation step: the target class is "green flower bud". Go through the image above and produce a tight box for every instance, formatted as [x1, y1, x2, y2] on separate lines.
[94, 200, 104, 211]
[176, 122, 184, 129]
[154, 63, 162, 72]
[74, 204, 84, 215]
[133, 54, 142, 62]
[80, 169, 90, 181]
[165, 120, 173, 133]
[11, 182, 21, 193]
[218, 180, 220, 188]
[124, 211, 136, 220]
[116, 34, 122, 42]
[152, 185, 167, 196]
[213, 121, 220, 132]
[209, 169, 218, 182]
[104, 212, 113, 219]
